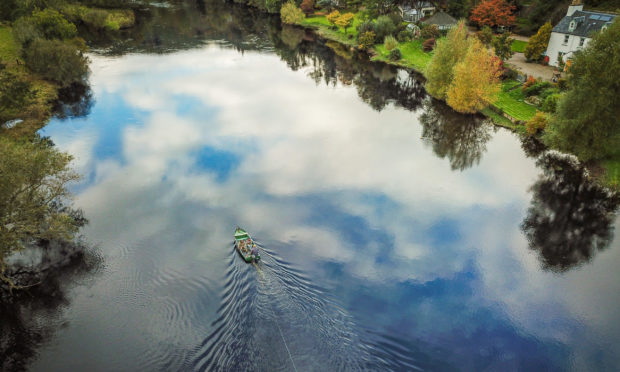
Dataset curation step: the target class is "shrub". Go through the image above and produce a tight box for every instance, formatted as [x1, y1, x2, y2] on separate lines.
[0, 68, 36, 123]
[423, 37, 436, 51]
[384, 35, 398, 51]
[389, 48, 401, 61]
[501, 66, 518, 80]
[358, 31, 376, 50]
[397, 29, 412, 42]
[525, 111, 548, 135]
[13, 8, 77, 46]
[374, 15, 396, 41]
[23, 39, 89, 86]
[522, 75, 536, 90]
[266, 0, 284, 13]
[476, 26, 493, 45]
[83, 9, 108, 29]
[281, 1, 305, 24]
[524, 81, 551, 96]
[300, 0, 314, 15]
[335, 12, 355, 33]
[541, 93, 560, 113]
[420, 24, 439, 40]
[556, 78, 568, 90]
[326, 10, 340, 28]
[356, 20, 375, 35]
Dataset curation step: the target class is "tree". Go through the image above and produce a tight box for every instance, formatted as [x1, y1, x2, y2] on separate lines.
[544, 19, 620, 161]
[23, 39, 89, 87]
[492, 33, 514, 60]
[525, 111, 548, 135]
[425, 20, 469, 99]
[476, 26, 493, 45]
[446, 38, 502, 113]
[300, 0, 314, 15]
[280, 1, 305, 24]
[420, 24, 440, 40]
[326, 10, 340, 28]
[0, 137, 83, 292]
[524, 22, 551, 61]
[336, 12, 355, 34]
[470, 0, 516, 29]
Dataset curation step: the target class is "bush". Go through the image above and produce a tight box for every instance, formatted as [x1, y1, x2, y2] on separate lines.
[374, 15, 396, 41]
[358, 31, 376, 50]
[83, 9, 108, 29]
[423, 37, 436, 51]
[522, 75, 536, 90]
[525, 111, 548, 135]
[397, 29, 412, 42]
[524, 81, 551, 96]
[384, 35, 398, 51]
[501, 66, 518, 80]
[23, 39, 89, 86]
[0, 68, 36, 123]
[13, 8, 77, 46]
[356, 20, 375, 35]
[476, 26, 493, 45]
[420, 24, 440, 40]
[389, 48, 401, 61]
[281, 1, 305, 24]
[541, 93, 560, 113]
[556, 78, 568, 90]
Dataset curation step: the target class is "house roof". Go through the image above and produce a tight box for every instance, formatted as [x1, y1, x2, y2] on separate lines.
[422, 11, 457, 26]
[552, 10, 616, 38]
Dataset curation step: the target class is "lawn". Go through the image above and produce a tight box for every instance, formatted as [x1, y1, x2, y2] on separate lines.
[299, 14, 362, 46]
[492, 80, 537, 121]
[602, 159, 620, 189]
[0, 25, 19, 62]
[372, 40, 433, 71]
[511, 39, 527, 53]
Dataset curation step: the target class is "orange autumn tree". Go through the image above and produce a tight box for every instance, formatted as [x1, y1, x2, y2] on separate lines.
[470, 0, 516, 28]
[446, 38, 502, 113]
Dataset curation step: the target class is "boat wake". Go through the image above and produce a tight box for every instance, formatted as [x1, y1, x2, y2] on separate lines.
[191, 241, 367, 371]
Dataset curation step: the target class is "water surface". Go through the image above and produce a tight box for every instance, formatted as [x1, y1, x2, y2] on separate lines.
[23, 2, 620, 371]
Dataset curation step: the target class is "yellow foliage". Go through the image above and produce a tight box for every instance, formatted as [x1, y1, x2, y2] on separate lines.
[326, 10, 340, 26]
[525, 111, 548, 135]
[446, 38, 502, 113]
[335, 12, 355, 32]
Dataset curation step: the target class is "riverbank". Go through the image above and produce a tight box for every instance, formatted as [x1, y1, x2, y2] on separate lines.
[292, 14, 618, 190]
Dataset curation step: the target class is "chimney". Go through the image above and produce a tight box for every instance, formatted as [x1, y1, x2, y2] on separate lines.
[567, 0, 584, 17]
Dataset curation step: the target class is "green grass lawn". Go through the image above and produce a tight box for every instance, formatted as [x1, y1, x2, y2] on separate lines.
[511, 39, 527, 53]
[299, 14, 362, 46]
[0, 25, 20, 62]
[372, 40, 433, 71]
[491, 80, 537, 121]
[602, 159, 620, 189]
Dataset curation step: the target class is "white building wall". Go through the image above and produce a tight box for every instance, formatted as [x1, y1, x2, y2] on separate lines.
[545, 32, 590, 67]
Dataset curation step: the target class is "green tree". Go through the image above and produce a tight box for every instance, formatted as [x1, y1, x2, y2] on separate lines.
[476, 26, 493, 46]
[492, 33, 514, 60]
[544, 19, 620, 161]
[280, 1, 305, 24]
[524, 22, 551, 61]
[23, 39, 89, 86]
[446, 37, 502, 113]
[13, 8, 77, 46]
[0, 65, 36, 124]
[0, 137, 82, 291]
[425, 20, 470, 99]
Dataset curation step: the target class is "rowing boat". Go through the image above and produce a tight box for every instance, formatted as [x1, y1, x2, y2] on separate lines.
[234, 227, 260, 262]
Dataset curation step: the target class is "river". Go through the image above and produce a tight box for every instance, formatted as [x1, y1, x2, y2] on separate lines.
[15, 1, 620, 370]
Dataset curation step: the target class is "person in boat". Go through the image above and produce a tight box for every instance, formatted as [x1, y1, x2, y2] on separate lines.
[251, 244, 258, 257]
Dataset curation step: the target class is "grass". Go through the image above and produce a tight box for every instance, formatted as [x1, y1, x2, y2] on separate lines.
[372, 40, 433, 71]
[492, 80, 537, 121]
[0, 25, 20, 62]
[511, 39, 527, 53]
[299, 14, 362, 47]
[602, 159, 620, 190]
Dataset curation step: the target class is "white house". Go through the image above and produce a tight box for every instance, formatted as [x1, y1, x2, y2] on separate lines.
[545, 0, 616, 67]
[399, 2, 436, 23]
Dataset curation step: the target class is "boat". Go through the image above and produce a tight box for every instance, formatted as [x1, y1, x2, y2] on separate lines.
[234, 227, 260, 262]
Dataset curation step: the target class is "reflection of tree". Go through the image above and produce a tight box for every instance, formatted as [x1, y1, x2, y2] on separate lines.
[419, 98, 493, 171]
[521, 152, 620, 272]
[0, 241, 99, 370]
[53, 82, 94, 119]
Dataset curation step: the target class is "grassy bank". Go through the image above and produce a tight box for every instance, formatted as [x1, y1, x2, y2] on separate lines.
[372, 40, 432, 71]
[510, 39, 527, 53]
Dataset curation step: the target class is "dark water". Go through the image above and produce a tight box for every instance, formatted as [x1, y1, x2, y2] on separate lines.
[13, 1, 620, 370]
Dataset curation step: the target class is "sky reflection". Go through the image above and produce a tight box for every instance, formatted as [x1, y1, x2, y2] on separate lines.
[35, 44, 620, 371]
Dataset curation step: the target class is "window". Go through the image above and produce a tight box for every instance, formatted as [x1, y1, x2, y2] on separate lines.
[569, 20, 576, 31]
[579, 37, 585, 47]
[563, 35, 570, 44]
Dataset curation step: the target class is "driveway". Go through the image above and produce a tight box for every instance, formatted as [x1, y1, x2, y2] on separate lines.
[507, 52, 561, 81]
